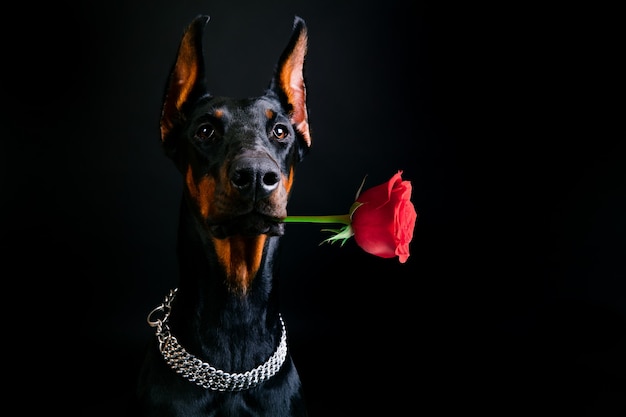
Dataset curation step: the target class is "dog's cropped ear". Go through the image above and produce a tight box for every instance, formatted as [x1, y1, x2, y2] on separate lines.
[160, 15, 210, 155]
[269, 16, 311, 152]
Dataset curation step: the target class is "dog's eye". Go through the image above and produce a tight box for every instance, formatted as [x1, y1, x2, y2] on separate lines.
[272, 124, 289, 141]
[195, 123, 216, 141]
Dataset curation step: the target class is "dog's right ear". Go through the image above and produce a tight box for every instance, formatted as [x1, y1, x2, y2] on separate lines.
[269, 16, 311, 158]
[160, 15, 210, 159]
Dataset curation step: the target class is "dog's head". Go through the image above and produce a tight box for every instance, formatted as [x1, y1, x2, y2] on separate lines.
[159, 15, 311, 239]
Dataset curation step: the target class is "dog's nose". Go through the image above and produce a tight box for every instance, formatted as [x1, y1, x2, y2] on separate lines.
[229, 156, 280, 200]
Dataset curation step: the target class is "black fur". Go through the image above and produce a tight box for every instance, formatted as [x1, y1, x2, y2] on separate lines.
[134, 15, 311, 417]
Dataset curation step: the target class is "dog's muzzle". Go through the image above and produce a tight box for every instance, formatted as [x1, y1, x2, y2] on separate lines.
[204, 152, 286, 238]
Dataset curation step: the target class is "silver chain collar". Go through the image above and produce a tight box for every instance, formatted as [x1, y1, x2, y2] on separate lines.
[147, 288, 288, 391]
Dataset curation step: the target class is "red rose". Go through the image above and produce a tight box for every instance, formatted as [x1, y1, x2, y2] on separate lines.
[351, 171, 418, 263]
[282, 170, 418, 263]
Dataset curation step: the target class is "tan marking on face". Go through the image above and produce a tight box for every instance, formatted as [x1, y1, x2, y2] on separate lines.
[212, 235, 267, 294]
[265, 108, 275, 120]
[214, 108, 224, 118]
[218, 160, 235, 199]
[283, 166, 295, 195]
[185, 164, 216, 219]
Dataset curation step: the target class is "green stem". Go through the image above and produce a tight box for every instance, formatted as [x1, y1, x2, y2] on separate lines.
[282, 214, 351, 225]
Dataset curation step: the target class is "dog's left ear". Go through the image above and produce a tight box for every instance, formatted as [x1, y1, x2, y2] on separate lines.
[269, 16, 311, 151]
[160, 15, 210, 160]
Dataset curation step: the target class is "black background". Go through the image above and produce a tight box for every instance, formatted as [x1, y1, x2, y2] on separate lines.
[2, 1, 624, 415]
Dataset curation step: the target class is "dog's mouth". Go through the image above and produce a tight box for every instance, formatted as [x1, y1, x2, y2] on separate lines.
[208, 211, 285, 239]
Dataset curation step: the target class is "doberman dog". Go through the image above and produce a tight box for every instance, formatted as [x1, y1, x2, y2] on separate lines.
[135, 15, 311, 417]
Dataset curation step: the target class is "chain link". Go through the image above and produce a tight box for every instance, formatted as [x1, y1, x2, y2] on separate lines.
[147, 288, 288, 391]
